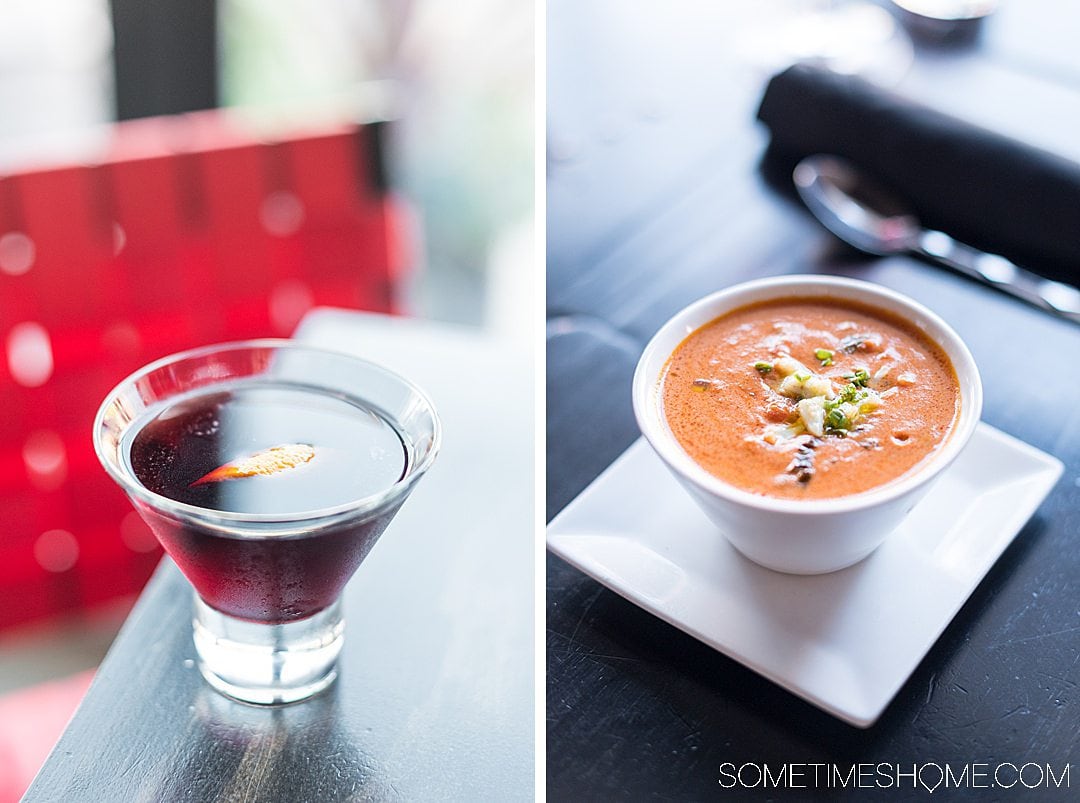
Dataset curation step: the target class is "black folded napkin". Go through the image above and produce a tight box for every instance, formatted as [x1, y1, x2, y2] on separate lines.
[757, 64, 1080, 286]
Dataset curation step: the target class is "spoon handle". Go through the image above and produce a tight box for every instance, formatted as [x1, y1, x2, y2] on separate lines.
[916, 229, 1080, 323]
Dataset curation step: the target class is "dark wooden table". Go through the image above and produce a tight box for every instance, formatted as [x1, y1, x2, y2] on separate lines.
[26, 312, 534, 801]
[547, 1, 1080, 798]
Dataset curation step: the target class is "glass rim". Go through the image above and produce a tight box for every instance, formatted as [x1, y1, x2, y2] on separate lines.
[93, 338, 442, 528]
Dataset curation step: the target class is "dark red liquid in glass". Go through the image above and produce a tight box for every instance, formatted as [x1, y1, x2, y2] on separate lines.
[127, 384, 409, 623]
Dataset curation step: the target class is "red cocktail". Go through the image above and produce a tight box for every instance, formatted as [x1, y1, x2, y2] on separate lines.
[94, 342, 440, 704]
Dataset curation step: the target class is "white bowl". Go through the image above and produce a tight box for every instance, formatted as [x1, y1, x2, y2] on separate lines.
[632, 275, 982, 574]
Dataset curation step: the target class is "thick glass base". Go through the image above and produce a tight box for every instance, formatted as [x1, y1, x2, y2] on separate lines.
[192, 595, 344, 705]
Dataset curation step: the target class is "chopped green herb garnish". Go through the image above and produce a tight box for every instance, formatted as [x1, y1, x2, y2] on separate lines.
[814, 348, 834, 366]
[754, 361, 773, 374]
[826, 407, 850, 432]
[793, 369, 811, 382]
[837, 385, 858, 404]
[844, 368, 870, 388]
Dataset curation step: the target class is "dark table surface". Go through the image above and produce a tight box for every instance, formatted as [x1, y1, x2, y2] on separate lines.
[547, 1, 1080, 798]
[26, 313, 534, 801]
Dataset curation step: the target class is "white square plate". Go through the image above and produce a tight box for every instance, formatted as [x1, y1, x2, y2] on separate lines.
[547, 423, 1063, 727]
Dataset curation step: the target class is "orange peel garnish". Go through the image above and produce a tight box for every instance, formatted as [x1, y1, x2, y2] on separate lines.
[191, 444, 316, 486]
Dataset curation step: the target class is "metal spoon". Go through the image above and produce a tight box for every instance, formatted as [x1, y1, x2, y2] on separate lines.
[793, 154, 1080, 323]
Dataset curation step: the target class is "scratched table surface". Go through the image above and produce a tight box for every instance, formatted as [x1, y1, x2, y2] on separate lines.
[547, 1, 1080, 798]
[26, 311, 534, 801]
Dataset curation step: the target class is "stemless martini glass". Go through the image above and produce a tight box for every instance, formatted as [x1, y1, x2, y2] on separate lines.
[94, 341, 440, 705]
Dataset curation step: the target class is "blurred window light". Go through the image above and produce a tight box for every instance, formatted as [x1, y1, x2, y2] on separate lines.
[0, 0, 113, 170]
[219, 0, 534, 326]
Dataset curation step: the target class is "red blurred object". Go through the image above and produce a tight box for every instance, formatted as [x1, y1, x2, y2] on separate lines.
[0, 111, 408, 631]
[0, 669, 95, 802]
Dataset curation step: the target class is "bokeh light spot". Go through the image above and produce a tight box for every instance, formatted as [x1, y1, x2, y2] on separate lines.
[0, 231, 35, 275]
[23, 429, 67, 491]
[7, 322, 54, 387]
[34, 529, 79, 572]
[269, 279, 315, 334]
[120, 511, 158, 553]
[260, 191, 305, 236]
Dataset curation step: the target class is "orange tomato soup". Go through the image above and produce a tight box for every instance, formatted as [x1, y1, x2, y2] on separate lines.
[661, 298, 960, 500]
